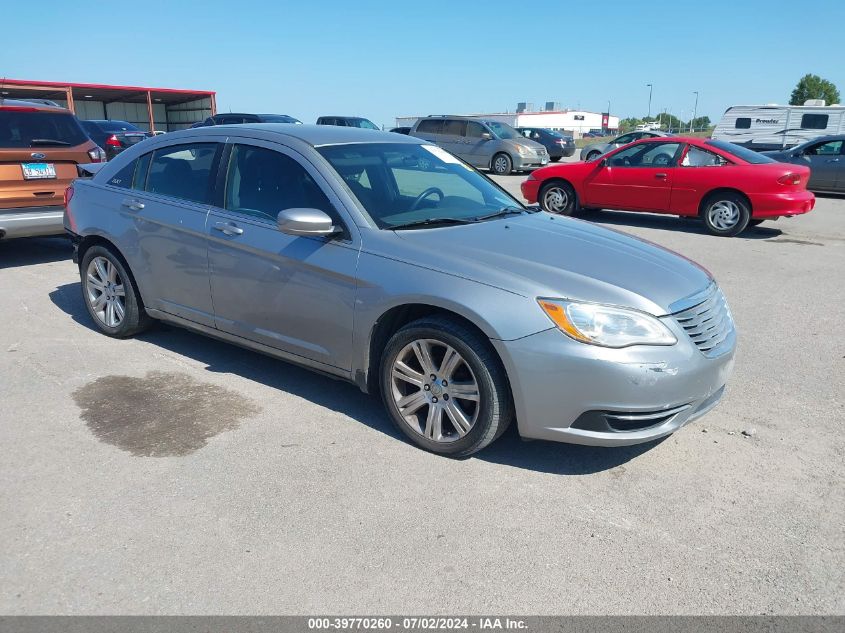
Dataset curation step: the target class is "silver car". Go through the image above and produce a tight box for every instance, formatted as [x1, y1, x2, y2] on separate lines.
[763, 135, 845, 193]
[411, 116, 548, 175]
[64, 125, 735, 457]
[580, 130, 671, 162]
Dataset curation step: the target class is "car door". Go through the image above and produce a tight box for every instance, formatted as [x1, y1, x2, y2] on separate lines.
[582, 141, 681, 211]
[437, 119, 468, 160]
[465, 121, 493, 167]
[120, 141, 221, 326]
[801, 139, 843, 190]
[205, 139, 360, 370]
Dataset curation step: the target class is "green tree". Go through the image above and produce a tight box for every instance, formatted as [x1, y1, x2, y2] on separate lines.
[790, 74, 840, 105]
[618, 117, 643, 132]
[689, 115, 711, 131]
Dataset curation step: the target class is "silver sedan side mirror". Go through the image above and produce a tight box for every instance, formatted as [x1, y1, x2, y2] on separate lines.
[277, 208, 339, 237]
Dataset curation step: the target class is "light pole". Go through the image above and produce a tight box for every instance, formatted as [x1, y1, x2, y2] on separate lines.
[646, 83, 653, 118]
[690, 91, 699, 132]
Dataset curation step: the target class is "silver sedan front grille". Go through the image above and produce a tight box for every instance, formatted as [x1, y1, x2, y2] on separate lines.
[672, 286, 734, 356]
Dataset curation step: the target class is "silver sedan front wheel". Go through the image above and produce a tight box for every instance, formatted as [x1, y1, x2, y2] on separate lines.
[86, 256, 126, 327]
[390, 339, 480, 443]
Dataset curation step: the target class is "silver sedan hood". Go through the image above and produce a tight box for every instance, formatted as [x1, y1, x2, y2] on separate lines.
[380, 213, 712, 316]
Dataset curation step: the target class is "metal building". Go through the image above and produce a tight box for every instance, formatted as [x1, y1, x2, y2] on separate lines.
[0, 78, 216, 132]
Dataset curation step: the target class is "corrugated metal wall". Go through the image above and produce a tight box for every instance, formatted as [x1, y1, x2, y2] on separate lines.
[166, 98, 213, 131]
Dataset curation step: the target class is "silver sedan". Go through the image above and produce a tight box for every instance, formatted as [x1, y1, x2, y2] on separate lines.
[580, 130, 671, 161]
[64, 125, 735, 456]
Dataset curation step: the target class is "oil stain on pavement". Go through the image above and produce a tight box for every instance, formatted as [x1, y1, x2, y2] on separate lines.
[73, 370, 260, 457]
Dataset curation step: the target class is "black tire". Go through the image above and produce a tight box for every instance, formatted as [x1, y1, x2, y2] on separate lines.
[539, 180, 578, 216]
[80, 245, 151, 338]
[585, 151, 601, 162]
[491, 152, 512, 176]
[379, 316, 513, 457]
[701, 192, 751, 237]
[549, 157, 561, 163]
[748, 219, 765, 227]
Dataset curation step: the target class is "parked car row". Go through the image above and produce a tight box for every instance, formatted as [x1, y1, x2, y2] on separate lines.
[63, 123, 737, 457]
[0, 97, 832, 244]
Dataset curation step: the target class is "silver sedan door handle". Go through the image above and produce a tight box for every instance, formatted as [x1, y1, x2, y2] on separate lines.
[121, 198, 145, 211]
[212, 221, 244, 236]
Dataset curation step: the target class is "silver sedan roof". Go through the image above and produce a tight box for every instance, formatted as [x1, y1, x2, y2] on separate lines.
[174, 123, 421, 147]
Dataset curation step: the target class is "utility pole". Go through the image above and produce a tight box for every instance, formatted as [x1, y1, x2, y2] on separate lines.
[690, 91, 699, 132]
[647, 83, 653, 118]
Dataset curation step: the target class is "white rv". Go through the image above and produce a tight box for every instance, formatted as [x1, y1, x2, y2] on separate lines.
[713, 100, 845, 151]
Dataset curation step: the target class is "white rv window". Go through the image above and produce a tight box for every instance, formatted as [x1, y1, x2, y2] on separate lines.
[735, 118, 751, 129]
[801, 114, 828, 130]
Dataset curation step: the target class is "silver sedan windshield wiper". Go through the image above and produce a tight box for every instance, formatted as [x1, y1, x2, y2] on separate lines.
[472, 206, 530, 222]
[389, 217, 476, 230]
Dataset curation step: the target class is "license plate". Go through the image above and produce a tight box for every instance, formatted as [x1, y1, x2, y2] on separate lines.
[21, 162, 56, 180]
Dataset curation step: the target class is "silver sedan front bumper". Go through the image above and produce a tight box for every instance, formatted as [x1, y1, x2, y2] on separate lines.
[493, 320, 736, 446]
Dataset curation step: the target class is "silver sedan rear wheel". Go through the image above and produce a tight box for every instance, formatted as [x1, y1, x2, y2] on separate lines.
[390, 339, 480, 443]
[86, 256, 126, 328]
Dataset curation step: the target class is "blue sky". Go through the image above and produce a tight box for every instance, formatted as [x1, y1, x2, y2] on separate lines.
[3, 0, 843, 128]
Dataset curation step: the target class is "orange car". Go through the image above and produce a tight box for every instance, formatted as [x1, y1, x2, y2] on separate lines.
[0, 99, 105, 240]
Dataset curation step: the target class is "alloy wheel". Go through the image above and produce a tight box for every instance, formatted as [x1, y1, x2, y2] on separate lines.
[390, 339, 480, 443]
[85, 256, 126, 327]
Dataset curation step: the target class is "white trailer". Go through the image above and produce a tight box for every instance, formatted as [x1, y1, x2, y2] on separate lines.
[712, 101, 845, 151]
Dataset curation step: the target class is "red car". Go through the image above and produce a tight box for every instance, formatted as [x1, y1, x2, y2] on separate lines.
[521, 137, 815, 236]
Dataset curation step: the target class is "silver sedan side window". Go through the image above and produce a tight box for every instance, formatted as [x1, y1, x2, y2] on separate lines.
[223, 144, 335, 223]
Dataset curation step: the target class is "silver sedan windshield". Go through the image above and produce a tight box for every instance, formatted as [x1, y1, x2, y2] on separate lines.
[318, 143, 522, 229]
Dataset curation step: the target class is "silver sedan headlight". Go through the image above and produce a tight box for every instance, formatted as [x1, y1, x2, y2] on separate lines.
[538, 299, 677, 348]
